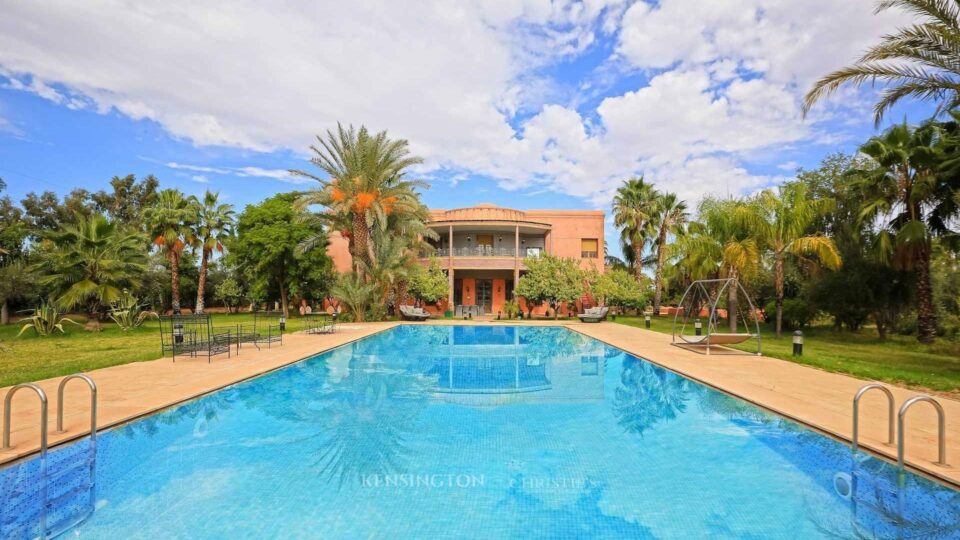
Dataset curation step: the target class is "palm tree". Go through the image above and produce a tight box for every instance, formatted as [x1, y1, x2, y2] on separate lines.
[649, 192, 687, 316]
[673, 198, 761, 332]
[144, 189, 196, 313]
[613, 177, 657, 284]
[853, 122, 951, 343]
[741, 184, 842, 336]
[803, 0, 960, 124]
[292, 123, 425, 275]
[37, 214, 146, 317]
[362, 228, 417, 313]
[192, 191, 235, 313]
[330, 272, 377, 322]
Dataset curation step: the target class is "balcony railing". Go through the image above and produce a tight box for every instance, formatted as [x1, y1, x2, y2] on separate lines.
[423, 247, 545, 258]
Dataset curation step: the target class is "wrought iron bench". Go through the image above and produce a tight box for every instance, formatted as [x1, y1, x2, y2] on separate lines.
[159, 314, 232, 362]
[224, 311, 284, 352]
[302, 312, 338, 334]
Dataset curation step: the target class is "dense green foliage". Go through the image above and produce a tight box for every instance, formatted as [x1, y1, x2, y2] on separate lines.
[228, 193, 333, 315]
[409, 258, 448, 307]
[514, 255, 586, 319]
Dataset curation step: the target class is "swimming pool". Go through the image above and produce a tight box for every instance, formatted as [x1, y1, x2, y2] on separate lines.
[2, 325, 959, 538]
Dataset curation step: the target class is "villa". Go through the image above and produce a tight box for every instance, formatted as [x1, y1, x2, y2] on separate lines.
[327, 203, 605, 316]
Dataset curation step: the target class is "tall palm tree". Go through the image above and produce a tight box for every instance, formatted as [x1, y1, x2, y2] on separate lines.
[649, 192, 687, 316]
[853, 122, 951, 343]
[192, 191, 235, 313]
[673, 198, 761, 332]
[292, 123, 425, 275]
[144, 189, 196, 313]
[741, 184, 842, 336]
[37, 214, 146, 317]
[804, 0, 960, 124]
[613, 177, 657, 284]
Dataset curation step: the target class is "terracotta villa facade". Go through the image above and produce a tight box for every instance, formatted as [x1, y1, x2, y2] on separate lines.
[327, 204, 605, 316]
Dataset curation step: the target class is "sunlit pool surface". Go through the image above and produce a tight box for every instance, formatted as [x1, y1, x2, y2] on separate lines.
[2, 325, 959, 539]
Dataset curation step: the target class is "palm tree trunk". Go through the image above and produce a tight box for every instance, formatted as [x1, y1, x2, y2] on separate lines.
[1, 300, 8, 325]
[728, 272, 739, 333]
[196, 249, 209, 314]
[774, 254, 784, 338]
[633, 243, 643, 284]
[653, 230, 667, 316]
[915, 244, 937, 344]
[351, 212, 369, 276]
[169, 251, 182, 314]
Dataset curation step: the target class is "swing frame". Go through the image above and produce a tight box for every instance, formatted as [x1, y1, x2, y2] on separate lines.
[670, 278, 762, 356]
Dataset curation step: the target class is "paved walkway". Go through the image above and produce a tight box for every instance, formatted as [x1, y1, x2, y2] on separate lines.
[1, 320, 957, 488]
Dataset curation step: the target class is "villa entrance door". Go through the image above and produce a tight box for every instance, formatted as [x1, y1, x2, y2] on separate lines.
[476, 279, 493, 314]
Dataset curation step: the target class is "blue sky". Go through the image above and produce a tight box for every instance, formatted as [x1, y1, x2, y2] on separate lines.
[0, 1, 938, 257]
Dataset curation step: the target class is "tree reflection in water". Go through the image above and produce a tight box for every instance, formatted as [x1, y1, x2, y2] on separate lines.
[117, 387, 240, 439]
[613, 356, 691, 436]
[241, 352, 434, 489]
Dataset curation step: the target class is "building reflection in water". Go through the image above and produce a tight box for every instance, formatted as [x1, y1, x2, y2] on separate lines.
[383, 326, 606, 402]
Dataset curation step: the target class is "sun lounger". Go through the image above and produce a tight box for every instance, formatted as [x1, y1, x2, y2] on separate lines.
[400, 305, 432, 321]
[577, 306, 609, 323]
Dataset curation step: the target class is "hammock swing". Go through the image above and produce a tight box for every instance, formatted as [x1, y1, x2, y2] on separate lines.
[671, 278, 762, 356]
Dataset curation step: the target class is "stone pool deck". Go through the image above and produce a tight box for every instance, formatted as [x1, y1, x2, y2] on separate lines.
[1, 320, 957, 488]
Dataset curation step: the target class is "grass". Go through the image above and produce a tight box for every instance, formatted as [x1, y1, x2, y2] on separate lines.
[0, 313, 297, 388]
[614, 315, 960, 394]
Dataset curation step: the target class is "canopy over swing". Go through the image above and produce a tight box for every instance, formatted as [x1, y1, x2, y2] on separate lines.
[671, 278, 761, 356]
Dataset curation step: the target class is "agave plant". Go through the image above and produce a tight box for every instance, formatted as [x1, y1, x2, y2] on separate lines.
[108, 290, 157, 331]
[17, 303, 80, 337]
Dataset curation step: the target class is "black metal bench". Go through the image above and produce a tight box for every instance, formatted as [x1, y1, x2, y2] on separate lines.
[219, 311, 285, 353]
[302, 312, 338, 334]
[159, 314, 232, 362]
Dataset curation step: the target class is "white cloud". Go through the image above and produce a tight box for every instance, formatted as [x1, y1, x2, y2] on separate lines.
[163, 161, 305, 184]
[0, 0, 911, 209]
[190, 175, 210, 184]
[0, 115, 24, 138]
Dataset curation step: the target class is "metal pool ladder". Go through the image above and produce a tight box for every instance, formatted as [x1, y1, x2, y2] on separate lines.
[2, 383, 49, 538]
[2, 374, 99, 540]
[851, 384, 948, 470]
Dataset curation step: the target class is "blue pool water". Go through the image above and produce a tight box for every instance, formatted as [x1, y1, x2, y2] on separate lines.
[2, 325, 959, 539]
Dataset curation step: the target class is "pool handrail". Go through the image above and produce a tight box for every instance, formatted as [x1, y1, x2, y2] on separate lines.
[852, 383, 895, 453]
[897, 394, 948, 468]
[55, 373, 97, 438]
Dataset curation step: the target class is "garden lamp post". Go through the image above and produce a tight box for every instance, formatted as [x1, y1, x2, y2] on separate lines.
[695, 319, 702, 336]
[793, 330, 804, 356]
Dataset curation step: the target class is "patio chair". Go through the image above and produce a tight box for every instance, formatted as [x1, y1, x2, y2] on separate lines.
[400, 305, 432, 321]
[577, 306, 609, 323]
[159, 314, 231, 362]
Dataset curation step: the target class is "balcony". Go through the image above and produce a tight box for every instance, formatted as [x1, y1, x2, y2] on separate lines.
[425, 246, 545, 258]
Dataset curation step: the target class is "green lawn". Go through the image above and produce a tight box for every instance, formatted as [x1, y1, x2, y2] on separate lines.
[614, 315, 960, 394]
[0, 313, 300, 388]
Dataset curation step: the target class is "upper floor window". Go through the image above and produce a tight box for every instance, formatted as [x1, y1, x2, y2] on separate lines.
[580, 239, 598, 259]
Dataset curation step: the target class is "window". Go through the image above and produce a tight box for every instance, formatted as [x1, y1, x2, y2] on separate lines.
[580, 239, 598, 259]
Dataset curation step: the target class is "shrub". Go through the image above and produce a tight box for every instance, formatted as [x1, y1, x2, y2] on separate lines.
[108, 290, 157, 331]
[17, 303, 81, 337]
[764, 298, 815, 330]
